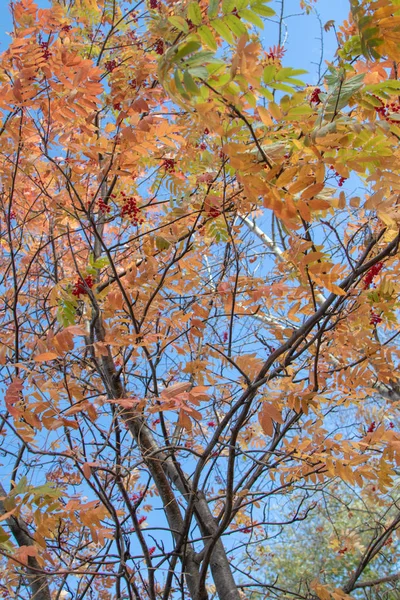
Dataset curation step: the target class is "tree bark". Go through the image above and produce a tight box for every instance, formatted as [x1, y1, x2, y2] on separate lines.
[0, 483, 51, 600]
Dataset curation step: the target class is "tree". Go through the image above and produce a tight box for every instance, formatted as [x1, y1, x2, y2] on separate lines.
[0, 0, 399, 598]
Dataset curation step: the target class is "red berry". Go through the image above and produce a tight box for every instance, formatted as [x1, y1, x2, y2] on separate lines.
[154, 39, 164, 55]
[363, 262, 383, 289]
[370, 311, 382, 326]
[207, 207, 221, 218]
[105, 60, 117, 73]
[72, 276, 94, 298]
[310, 88, 322, 105]
[121, 196, 142, 225]
[162, 158, 175, 173]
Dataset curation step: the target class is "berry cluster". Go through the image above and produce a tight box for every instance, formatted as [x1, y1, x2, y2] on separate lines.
[150, 0, 160, 8]
[120, 194, 144, 225]
[61, 24, 71, 33]
[199, 142, 207, 150]
[370, 310, 383, 326]
[113, 102, 121, 111]
[138, 515, 146, 525]
[204, 128, 210, 135]
[149, 546, 156, 556]
[367, 421, 376, 433]
[363, 261, 383, 289]
[222, 331, 228, 342]
[72, 275, 94, 298]
[40, 41, 52, 61]
[105, 59, 117, 73]
[162, 158, 176, 173]
[97, 197, 110, 214]
[373, 95, 400, 124]
[154, 39, 164, 55]
[207, 207, 221, 218]
[310, 87, 322, 105]
[329, 166, 347, 187]
[207, 421, 216, 427]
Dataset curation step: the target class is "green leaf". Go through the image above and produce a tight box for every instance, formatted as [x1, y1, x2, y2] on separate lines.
[275, 68, 306, 84]
[269, 82, 295, 93]
[238, 8, 264, 28]
[174, 69, 188, 98]
[251, 2, 275, 17]
[31, 483, 62, 500]
[224, 14, 248, 37]
[156, 236, 171, 250]
[183, 70, 199, 95]
[258, 87, 273, 101]
[325, 72, 365, 117]
[212, 72, 231, 87]
[174, 41, 201, 61]
[93, 256, 110, 269]
[198, 25, 217, 51]
[168, 16, 189, 33]
[287, 105, 313, 117]
[212, 18, 234, 43]
[0, 527, 10, 544]
[184, 51, 222, 68]
[208, 0, 220, 19]
[222, 0, 236, 14]
[10, 476, 28, 496]
[263, 64, 276, 84]
[188, 2, 202, 26]
[188, 66, 209, 78]
[285, 77, 306, 86]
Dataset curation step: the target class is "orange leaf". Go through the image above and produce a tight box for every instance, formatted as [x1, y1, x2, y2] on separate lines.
[82, 463, 92, 480]
[301, 182, 325, 200]
[33, 352, 59, 362]
[161, 382, 192, 399]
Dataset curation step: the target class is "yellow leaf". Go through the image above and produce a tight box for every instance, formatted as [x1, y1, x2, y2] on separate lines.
[275, 166, 298, 187]
[288, 176, 314, 194]
[257, 106, 273, 127]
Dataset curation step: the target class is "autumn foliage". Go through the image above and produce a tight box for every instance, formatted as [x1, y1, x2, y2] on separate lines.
[0, 0, 400, 599]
